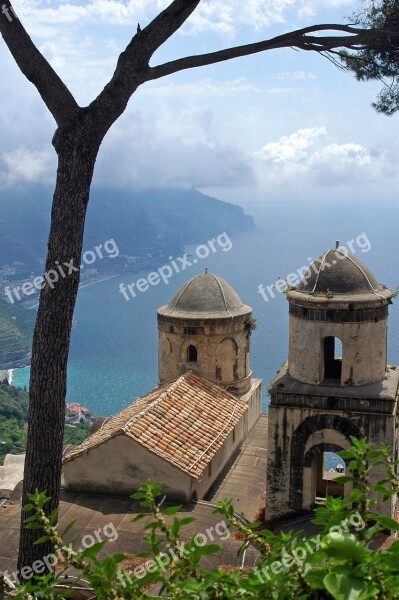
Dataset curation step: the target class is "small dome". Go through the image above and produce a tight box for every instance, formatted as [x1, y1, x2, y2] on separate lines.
[158, 272, 251, 319]
[297, 249, 385, 296]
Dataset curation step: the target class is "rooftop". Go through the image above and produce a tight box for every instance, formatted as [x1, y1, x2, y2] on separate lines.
[158, 271, 251, 320]
[63, 371, 248, 479]
[295, 248, 389, 299]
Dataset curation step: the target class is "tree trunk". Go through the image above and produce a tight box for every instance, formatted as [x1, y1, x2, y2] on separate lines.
[17, 132, 99, 571]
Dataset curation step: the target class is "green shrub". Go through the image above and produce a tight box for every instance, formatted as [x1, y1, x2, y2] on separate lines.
[8, 438, 399, 599]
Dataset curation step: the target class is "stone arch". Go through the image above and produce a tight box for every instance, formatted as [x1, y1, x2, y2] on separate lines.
[187, 344, 198, 362]
[180, 340, 196, 363]
[216, 337, 238, 383]
[290, 414, 361, 510]
[304, 443, 345, 467]
[303, 442, 347, 508]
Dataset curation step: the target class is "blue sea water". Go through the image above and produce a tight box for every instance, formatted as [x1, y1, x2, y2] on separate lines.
[12, 200, 399, 418]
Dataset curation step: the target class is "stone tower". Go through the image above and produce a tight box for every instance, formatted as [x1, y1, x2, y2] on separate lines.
[157, 270, 253, 396]
[266, 246, 399, 519]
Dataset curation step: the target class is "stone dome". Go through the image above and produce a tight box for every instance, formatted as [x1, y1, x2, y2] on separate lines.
[297, 248, 386, 297]
[158, 271, 252, 319]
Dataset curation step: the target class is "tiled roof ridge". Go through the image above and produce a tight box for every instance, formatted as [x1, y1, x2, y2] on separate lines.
[63, 371, 248, 478]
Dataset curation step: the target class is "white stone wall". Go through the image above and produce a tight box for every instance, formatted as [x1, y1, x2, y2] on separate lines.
[288, 316, 388, 385]
[63, 435, 192, 500]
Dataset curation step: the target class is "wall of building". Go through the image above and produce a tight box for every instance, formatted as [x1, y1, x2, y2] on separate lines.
[63, 435, 192, 501]
[241, 378, 262, 434]
[158, 316, 252, 395]
[288, 316, 388, 385]
[192, 419, 246, 500]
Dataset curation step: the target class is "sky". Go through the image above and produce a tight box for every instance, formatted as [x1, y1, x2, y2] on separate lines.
[0, 0, 398, 210]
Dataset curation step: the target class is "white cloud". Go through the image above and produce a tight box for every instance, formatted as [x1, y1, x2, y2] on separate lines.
[143, 77, 261, 97]
[297, 0, 359, 20]
[253, 127, 395, 188]
[14, 0, 360, 40]
[267, 87, 305, 94]
[1, 147, 55, 185]
[181, 0, 295, 36]
[15, 0, 169, 29]
[277, 70, 316, 81]
[255, 127, 327, 163]
[93, 108, 254, 189]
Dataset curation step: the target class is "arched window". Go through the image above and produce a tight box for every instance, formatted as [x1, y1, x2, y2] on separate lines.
[323, 336, 342, 381]
[187, 345, 198, 362]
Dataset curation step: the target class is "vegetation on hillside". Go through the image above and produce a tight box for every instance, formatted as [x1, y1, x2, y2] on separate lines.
[0, 300, 35, 368]
[0, 383, 90, 457]
[0, 381, 30, 420]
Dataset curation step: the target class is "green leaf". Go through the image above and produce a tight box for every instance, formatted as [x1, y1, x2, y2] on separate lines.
[324, 573, 369, 600]
[80, 541, 106, 560]
[322, 533, 369, 564]
[33, 535, 50, 545]
[60, 519, 77, 537]
[24, 523, 44, 530]
[179, 517, 196, 526]
[367, 450, 384, 459]
[131, 512, 150, 522]
[372, 484, 393, 499]
[245, 521, 261, 529]
[374, 515, 399, 531]
[171, 517, 180, 537]
[162, 505, 182, 515]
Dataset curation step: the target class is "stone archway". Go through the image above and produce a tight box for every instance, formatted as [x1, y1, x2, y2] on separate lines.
[304, 442, 344, 467]
[303, 442, 347, 509]
[289, 414, 361, 510]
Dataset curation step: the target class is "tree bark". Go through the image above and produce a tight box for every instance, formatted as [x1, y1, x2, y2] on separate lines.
[18, 129, 100, 569]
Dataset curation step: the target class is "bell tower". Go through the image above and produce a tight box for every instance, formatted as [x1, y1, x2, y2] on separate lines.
[266, 245, 399, 520]
[157, 270, 253, 396]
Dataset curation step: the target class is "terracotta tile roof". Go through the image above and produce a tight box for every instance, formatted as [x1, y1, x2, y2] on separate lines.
[63, 371, 248, 479]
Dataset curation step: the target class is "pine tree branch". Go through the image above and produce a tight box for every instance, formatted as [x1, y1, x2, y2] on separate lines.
[0, 1, 79, 127]
[146, 25, 399, 81]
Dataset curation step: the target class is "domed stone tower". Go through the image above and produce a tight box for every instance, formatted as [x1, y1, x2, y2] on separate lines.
[266, 245, 398, 522]
[287, 246, 392, 386]
[157, 270, 253, 395]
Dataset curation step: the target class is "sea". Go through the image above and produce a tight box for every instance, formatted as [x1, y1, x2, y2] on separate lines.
[11, 200, 399, 419]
